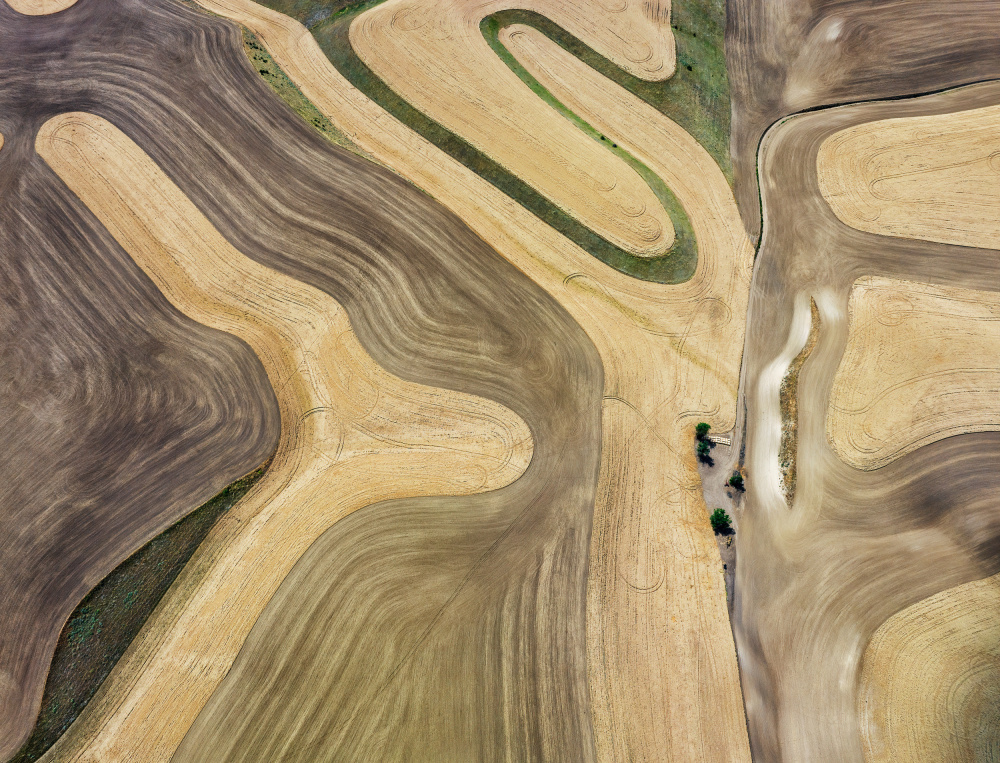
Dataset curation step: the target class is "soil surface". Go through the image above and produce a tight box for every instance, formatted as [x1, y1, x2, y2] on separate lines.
[0, 0, 603, 759]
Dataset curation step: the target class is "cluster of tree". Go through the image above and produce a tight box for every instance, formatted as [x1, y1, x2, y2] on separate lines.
[695, 422, 713, 464]
[710, 508, 732, 534]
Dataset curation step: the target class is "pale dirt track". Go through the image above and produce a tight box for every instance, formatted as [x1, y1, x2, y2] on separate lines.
[349, 0, 675, 258]
[829, 275, 1000, 469]
[179, 2, 753, 759]
[36, 112, 532, 763]
[3, 0, 76, 14]
[859, 573, 1000, 762]
[819, 104, 1000, 250]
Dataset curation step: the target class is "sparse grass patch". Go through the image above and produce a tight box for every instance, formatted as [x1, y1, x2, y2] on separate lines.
[10, 460, 271, 763]
[241, 28, 363, 155]
[778, 300, 819, 503]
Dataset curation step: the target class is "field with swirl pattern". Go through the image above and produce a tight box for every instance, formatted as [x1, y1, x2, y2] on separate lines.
[2, 0, 999, 761]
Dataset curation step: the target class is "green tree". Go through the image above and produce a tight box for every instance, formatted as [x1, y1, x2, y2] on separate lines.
[728, 471, 745, 492]
[710, 508, 732, 534]
[695, 422, 711, 440]
[696, 440, 713, 461]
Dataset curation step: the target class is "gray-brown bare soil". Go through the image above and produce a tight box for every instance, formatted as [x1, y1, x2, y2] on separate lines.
[0, 7, 281, 757]
[726, 0, 1000, 238]
[735, 80, 1000, 761]
[0, 0, 603, 759]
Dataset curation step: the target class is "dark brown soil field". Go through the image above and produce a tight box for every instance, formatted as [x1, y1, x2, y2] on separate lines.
[0, 11, 281, 756]
[735, 80, 1000, 761]
[0, 0, 602, 759]
[726, 0, 1000, 238]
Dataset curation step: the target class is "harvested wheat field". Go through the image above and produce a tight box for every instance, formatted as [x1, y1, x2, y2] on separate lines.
[734, 79, 1000, 762]
[859, 573, 1000, 763]
[350, 0, 675, 258]
[3, 0, 77, 14]
[3, 0, 604, 759]
[726, 0, 1000, 238]
[184, 0, 752, 759]
[36, 110, 535, 762]
[829, 276, 1000, 469]
[819, 104, 1000, 249]
[10, 0, 1000, 762]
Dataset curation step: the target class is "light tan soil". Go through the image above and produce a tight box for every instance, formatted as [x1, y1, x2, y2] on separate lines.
[184, 4, 753, 759]
[829, 275, 1000, 470]
[859, 573, 1000, 762]
[349, 0, 675, 257]
[3, 0, 75, 14]
[818, 104, 1000, 249]
[36, 112, 532, 763]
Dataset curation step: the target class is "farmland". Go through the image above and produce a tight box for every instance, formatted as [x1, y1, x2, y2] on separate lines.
[3, 0, 1000, 761]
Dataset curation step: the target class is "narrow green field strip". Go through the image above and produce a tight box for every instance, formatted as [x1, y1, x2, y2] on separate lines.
[11, 461, 270, 763]
[484, 4, 732, 184]
[296, 0, 696, 283]
[242, 28, 362, 154]
[481, 16, 696, 282]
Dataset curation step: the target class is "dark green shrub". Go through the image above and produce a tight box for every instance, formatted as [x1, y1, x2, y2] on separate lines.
[710, 508, 732, 534]
[728, 471, 745, 491]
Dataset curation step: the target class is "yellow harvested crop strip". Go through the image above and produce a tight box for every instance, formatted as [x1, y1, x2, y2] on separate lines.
[533, 0, 675, 81]
[3, 0, 76, 14]
[828, 275, 1000, 470]
[180, 2, 753, 759]
[859, 573, 1000, 763]
[36, 112, 532, 763]
[818, 103, 1000, 249]
[504, 25, 752, 760]
[4, 0, 76, 16]
[350, 0, 675, 258]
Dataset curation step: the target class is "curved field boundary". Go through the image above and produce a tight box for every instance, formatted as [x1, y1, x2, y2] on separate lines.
[350, 0, 675, 260]
[36, 112, 532, 763]
[185, 1, 753, 758]
[306, 0, 694, 282]
[482, 7, 732, 183]
[859, 573, 1000, 762]
[818, 103, 1000, 250]
[9, 463, 268, 763]
[2, 0, 76, 14]
[828, 275, 1000, 470]
[484, 20, 696, 281]
[734, 80, 1000, 762]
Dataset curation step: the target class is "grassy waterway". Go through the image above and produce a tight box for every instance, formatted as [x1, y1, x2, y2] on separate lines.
[252, 0, 735, 283]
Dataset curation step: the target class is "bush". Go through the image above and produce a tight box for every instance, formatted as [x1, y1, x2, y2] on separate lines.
[728, 471, 745, 491]
[710, 508, 732, 534]
[695, 422, 711, 440]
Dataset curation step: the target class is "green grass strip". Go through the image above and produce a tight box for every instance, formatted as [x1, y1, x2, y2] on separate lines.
[11, 461, 271, 763]
[241, 28, 366, 155]
[481, 15, 696, 282]
[303, 0, 696, 283]
[484, 6, 731, 184]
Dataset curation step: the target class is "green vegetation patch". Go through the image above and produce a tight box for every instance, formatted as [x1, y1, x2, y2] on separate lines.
[241, 28, 362, 154]
[480, 15, 696, 282]
[484, 5, 732, 184]
[291, 0, 697, 283]
[11, 461, 270, 763]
